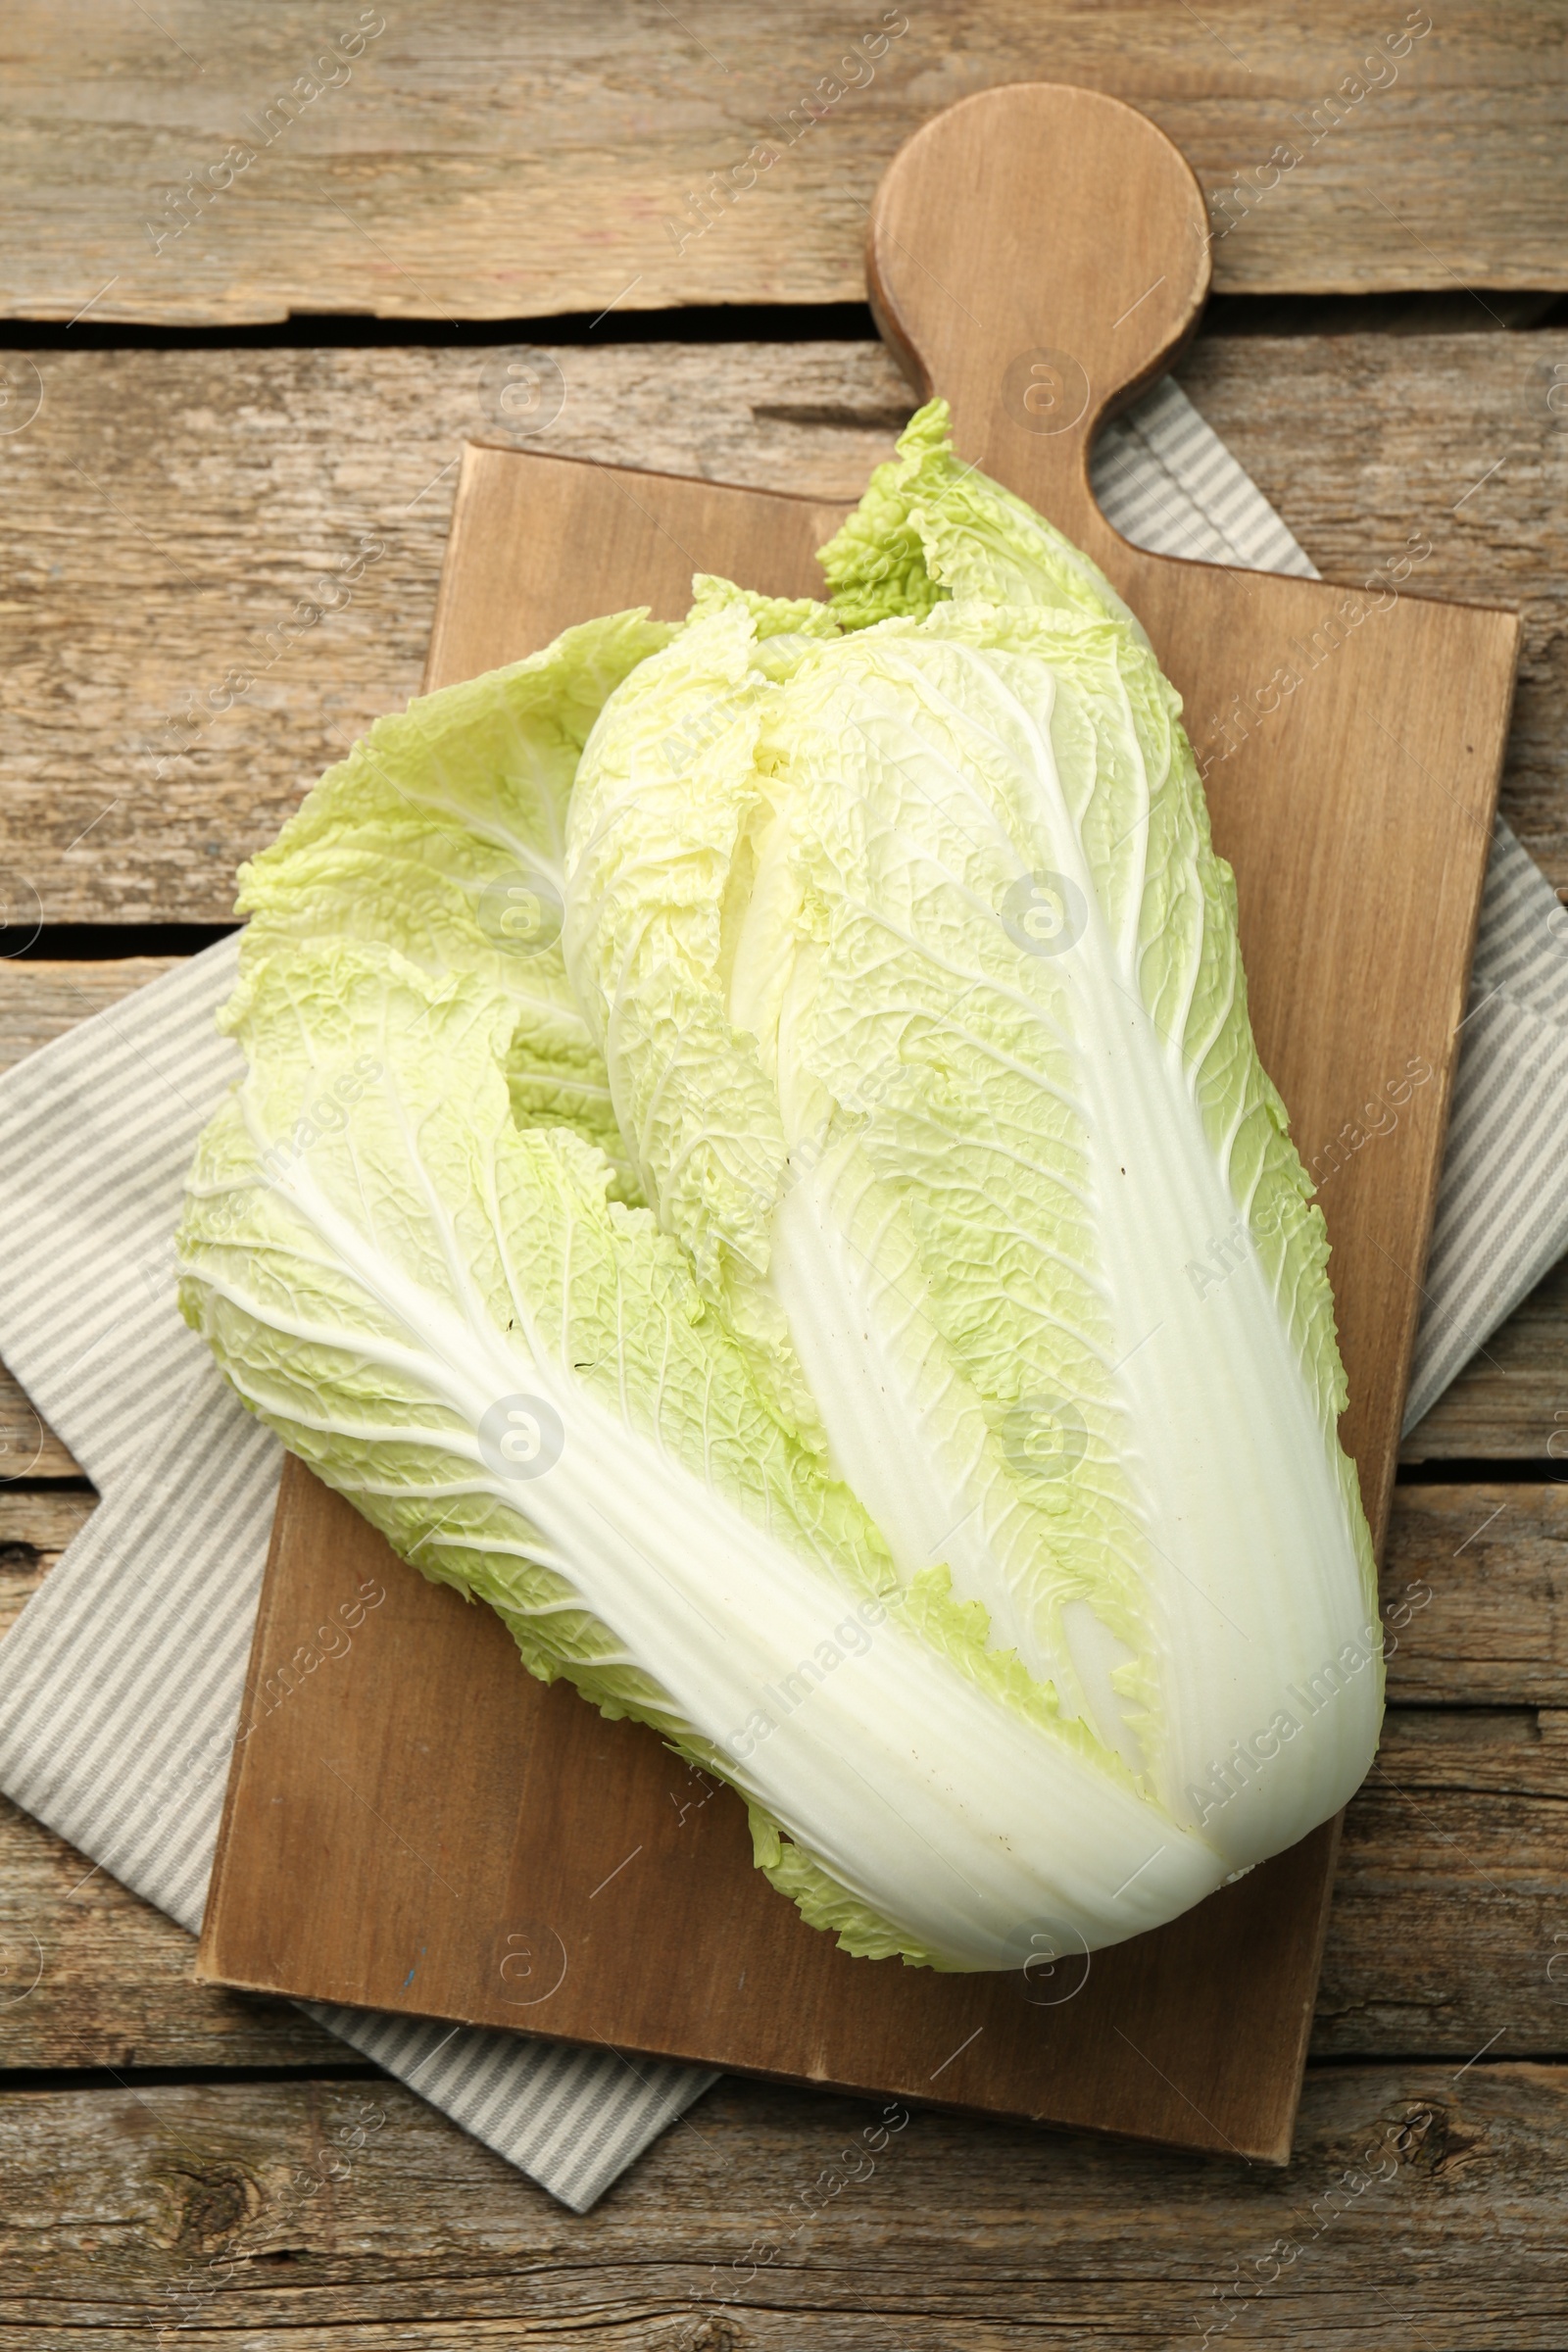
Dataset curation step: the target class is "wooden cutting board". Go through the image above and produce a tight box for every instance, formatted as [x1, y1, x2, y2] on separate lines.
[196, 85, 1518, 2164]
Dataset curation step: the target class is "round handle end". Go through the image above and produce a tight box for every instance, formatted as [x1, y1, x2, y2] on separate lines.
[868, 84, 1211, 525]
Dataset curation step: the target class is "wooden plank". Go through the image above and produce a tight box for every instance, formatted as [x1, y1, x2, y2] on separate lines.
[0, 1490, 94, 1639]
[1, 2064, 1564, 2348]
[0, 956, 179, 1074]
[0, 1485, 1563, 2068]
[0, 959, 180, 1483]
[1177, 331, 1568, 906]
[1403, 1256, 1568, 1461]
[0, 343, 901, 926]
[3, 3, 1565, 324]
[200, 91, 1514, 2164]
[0, 1798, 343, 2069]
[1383, 1484, 1568, 1703]
[2, 334, 1562, 927]
[0, 1364, 75, 1483]
[1314, 1705, 1568, 2059]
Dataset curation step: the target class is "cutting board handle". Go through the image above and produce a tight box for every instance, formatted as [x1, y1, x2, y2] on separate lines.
[866, 82, 1211, 569]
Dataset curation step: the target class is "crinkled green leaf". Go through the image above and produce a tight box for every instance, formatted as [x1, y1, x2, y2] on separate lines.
[564, 408, 1381, 1873]
[233, 612, 669, 1198]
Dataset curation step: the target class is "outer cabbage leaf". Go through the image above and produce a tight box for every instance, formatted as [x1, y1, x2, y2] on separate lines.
[564, 411, 1382, 1872]
[176, 944, 1224, 1969]
[233, 612, 670, 1197]
[818, 403, 1378, 1687]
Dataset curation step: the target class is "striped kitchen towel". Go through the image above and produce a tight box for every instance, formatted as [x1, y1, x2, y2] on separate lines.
[0, 936, 709, 2212]
[0, 374, 1563, 2210]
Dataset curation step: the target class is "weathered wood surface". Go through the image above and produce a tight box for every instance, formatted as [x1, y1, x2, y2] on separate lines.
[0, 344, 897, 929]
[0, 1490, 93, 1638]
[0, 958, 180, 1480]
[1180, 334, 1568, 905]
[1316, 1706, 1568, 2060]
[4, 0, 1565, 325]
[0, 1483, 1562, 2073]
[1400, 1257, 1568, 1462]
[2, 335, 1563, 931]
[2, 2065, 1564, 2349]
[0, 956, 177, 1071]
[0, 1796, 342, 2069]
[1381, 1484, 1568, 1705]
[0, 1367, 74, 1483]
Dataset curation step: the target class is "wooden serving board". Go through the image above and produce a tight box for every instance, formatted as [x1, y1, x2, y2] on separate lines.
[196, 86, 1518, 2165]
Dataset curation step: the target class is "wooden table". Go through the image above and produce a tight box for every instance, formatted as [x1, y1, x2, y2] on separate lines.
[2, 7, 1566, 2342]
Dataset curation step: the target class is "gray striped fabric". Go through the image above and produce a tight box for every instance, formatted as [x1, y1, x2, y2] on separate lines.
[1402, 821, 1568, 1430]
[0, 941, 711, 2211]
[0, 377, 1562, 2207]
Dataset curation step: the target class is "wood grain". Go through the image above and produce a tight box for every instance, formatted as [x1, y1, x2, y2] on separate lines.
[0, 956, 179, 1074]
[424, 448, 848, 684]
[1381, 1484, 1568, 1704]
[0, 958, 180, 1484]
[0, 1796, 342, 2070]
[3, 1, 1565, 325]
[0, 1491, 94, 1639]
[3, 334, 1562, 927]
[1176, 333, 1568, 901]
[1316, 1707, 1568, 2060]
[1402, 1256, 1568, 1461]
[0, 1364, 75, 1483]
[1, 2065, 1564, 2349]
[0, 342, 901, 926]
